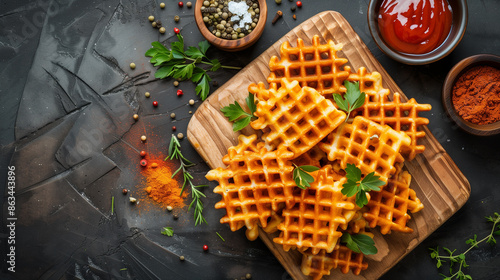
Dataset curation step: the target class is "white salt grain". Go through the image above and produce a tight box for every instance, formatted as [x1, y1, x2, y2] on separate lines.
[228, 1, 252, 29]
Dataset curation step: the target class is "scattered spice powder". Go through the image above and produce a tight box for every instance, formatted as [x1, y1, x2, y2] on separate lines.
[452, 65, 500, 125]
[142, 159, 187, 209]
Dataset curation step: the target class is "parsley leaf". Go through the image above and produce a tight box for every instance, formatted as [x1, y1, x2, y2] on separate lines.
[341, 232, 377, 255]
[195, 74, 211, 101]
[293, 164, 320, 189]
[341, 163, 385, 207]
[161, 227, 174, 237]
[220, 92, 257, 131]
[145, 33, 241, 100]
[333, 81, 365, 121]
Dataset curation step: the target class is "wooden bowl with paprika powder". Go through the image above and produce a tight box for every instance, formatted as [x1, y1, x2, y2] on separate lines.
[442, 54, 500, 136]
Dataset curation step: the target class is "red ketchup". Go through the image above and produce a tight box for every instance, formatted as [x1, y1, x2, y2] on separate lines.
[378, 0, 453, 54]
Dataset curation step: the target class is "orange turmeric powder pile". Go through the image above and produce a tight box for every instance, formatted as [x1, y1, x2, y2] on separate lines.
[142, 159, 187, 209]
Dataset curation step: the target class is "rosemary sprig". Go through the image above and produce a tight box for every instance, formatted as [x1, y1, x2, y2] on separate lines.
[166, 134, 208, 226]
[429, 212, 500, 280]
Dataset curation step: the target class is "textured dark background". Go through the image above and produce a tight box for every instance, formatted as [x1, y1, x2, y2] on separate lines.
[1, 0, 500, 279]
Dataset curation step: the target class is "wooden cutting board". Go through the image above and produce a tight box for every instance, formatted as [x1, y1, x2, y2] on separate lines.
[187, 11, 470, 280]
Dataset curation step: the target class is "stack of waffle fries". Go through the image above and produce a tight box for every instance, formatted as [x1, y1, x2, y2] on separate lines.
[207, 35, 430, 279]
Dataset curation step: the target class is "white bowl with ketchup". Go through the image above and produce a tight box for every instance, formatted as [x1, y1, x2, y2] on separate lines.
[368, 0, 468, 65]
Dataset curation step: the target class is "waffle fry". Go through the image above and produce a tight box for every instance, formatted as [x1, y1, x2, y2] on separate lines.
[274, 166, 357, 254]
[206, 135, 297, 240]
[267, 35, 350, 97]
[347, 67, 432, 160]
[319, 116, 411, 183]
[250, 79, 346, 159]
[291, 145, 327, 168]
[300, 245, 368, 280]
[363, 163, 424, 234]
[226, 133, 262, 155]
[211, 35, 429, 279]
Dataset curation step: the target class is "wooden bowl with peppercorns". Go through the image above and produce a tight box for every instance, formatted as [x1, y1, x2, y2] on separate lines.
[442, 54, 500, 136]
[194, 0, 267, 52]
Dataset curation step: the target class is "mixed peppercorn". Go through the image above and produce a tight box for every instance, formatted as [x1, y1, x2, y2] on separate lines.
[201, 0, 260, 40]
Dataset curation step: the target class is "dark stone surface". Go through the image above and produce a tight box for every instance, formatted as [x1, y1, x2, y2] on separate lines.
[1, 0, 499, 279]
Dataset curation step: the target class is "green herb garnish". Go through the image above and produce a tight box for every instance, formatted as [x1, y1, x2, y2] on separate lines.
[220, 92, 257, 131]
[167, 134, 208, 226]
[216, 232, 225, 242]
[333, 81, 365, 121]
[161, 226, 174, 237]
[341, 163, 385, 208]
[293, 164, 320, 189]
[111, 196, 114, 215]
[341, 232, 377, 255]
[429, 212, 500, 280]
[145, 34, 240, 100]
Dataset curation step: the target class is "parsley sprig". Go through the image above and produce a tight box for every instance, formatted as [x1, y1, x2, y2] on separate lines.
[221, 92, 257, 131]
[145, 34, 240, 100]
[161, 226, 174, 237]
[293, 164, 320, 189]
[429, 212, 500, 280]
[166, 134, 208, 226]
[341, 232, 377, 255]
[333, 81, 365, 121]
[341, 164, 385, 208]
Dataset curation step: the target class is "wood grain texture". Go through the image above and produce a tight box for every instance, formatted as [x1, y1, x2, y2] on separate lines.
[187, 11, 471, 280]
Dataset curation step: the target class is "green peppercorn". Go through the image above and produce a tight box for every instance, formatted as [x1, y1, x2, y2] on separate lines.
[174, 15, 180, 22]
[275, 0, 282, 4]
[186, 1, 192, 8]
[203, 1, 210, 6]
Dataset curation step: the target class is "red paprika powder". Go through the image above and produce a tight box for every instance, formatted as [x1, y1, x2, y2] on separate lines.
[452, 65, 500, 125]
